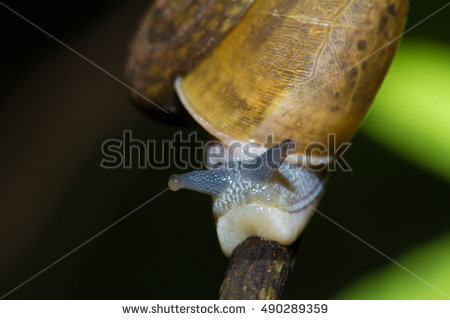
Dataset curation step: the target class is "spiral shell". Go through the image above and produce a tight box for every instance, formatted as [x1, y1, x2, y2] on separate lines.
[174, 0, 408, 160]
[125, 0, 255, 117]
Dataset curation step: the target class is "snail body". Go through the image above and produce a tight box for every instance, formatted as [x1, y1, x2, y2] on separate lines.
[169, 140, 325, 256]
[126, 0, 408, 256]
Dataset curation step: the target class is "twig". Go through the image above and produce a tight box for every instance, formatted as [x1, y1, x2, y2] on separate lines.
[219, 237, 297, 299]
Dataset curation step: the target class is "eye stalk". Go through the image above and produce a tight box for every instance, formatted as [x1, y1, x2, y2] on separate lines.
[168, 139, 297, 195]
[241, 139, 297, 183]
[168, 168, 233, 197]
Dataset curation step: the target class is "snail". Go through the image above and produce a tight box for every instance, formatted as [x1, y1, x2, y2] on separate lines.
[126, 0, 408, 256]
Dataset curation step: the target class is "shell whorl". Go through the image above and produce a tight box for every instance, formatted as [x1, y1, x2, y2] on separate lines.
[125, 0, 255, 117]
[175, 0, 409, 158]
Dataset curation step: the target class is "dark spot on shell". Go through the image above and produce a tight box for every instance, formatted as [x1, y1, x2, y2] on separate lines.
[388, 4, 397, 16]
[362, 61, 367, 70]
[222, 81, 249, 112]
[378, 16, 388, 32]
[349, 80, 356, 88]
[335, 92, 340, 98]
[247, 16, 283, 53]
[357, 40, 367, 51]
[350, 67, 358, 78]
[330, 105, 341, 112]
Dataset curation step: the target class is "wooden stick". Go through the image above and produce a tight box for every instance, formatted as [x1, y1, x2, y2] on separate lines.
[219, 237, 297, 300]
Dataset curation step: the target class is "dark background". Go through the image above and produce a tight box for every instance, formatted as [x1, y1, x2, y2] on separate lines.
[0, 0, 449, 299]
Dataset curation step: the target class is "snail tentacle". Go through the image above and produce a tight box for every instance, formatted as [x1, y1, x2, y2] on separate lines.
[168, 139, 297, 196]
[168, 170, 234, 197]
[241, 139, 297, 183]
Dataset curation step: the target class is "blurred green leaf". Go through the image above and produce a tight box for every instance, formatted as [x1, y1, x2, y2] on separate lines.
[361, 40, 450, 181]
[336, 233, 450, 299]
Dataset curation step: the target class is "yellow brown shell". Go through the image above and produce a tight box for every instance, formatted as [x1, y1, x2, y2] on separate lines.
[126, 0, 408, 159]
[175, 0, 408, 159]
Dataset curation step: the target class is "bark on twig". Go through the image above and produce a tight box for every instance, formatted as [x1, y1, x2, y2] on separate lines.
[219, 237, 297, 300]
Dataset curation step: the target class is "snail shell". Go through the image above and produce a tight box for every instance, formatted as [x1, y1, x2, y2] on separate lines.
[175, 0, 408, 161]
[127, 0, 408, 161]
[126, 0, 408, 256]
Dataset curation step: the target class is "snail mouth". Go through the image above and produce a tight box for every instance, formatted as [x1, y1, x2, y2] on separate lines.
[212, 182, 287, 218]
[212, 171, 324, 218]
